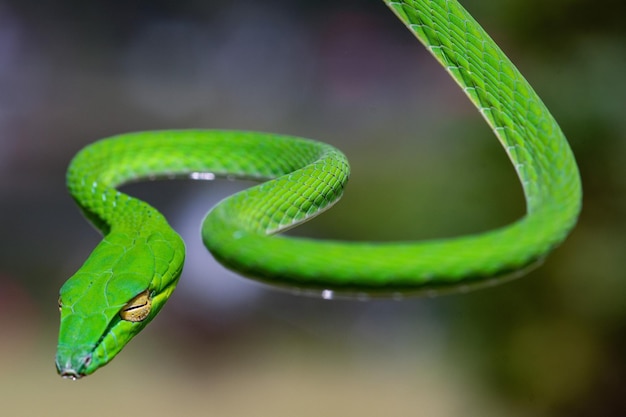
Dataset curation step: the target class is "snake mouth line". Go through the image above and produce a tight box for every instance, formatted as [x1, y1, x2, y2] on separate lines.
[59, 370, 84, 381]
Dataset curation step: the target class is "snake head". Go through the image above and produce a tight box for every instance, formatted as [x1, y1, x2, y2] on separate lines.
[56, 229, 184, 378]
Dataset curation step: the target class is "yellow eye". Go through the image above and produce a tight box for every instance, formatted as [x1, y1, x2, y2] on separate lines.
[58, 297, 62, 312]
[119, 290, 152, 322]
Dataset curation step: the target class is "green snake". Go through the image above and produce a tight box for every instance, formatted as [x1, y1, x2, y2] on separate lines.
[56, 0, 582, 379]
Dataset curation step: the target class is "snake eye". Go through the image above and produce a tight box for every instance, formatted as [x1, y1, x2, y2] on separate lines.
[58, 297, 62, 312]
[119, 290, 152, 322]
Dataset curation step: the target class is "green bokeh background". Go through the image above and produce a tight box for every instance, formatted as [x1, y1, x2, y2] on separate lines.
[1, 0, 624, 416]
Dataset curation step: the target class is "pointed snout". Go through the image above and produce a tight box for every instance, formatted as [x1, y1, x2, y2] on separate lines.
[55, 346, 93, 380]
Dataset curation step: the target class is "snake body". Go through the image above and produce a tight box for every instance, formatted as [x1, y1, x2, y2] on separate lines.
[56, 0, 581, 378]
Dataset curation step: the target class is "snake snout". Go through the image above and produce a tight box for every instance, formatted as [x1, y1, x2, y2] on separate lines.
[55, 348, 92, 380]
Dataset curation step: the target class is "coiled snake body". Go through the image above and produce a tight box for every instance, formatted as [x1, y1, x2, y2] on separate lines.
[56, 0, 581, 378]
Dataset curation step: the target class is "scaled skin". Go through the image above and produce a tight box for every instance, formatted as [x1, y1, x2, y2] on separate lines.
[56, 223, 184, 378]
[56, 0, 581, 378]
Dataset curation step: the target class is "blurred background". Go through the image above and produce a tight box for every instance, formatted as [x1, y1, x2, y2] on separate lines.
[0, 0, 624, 415]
